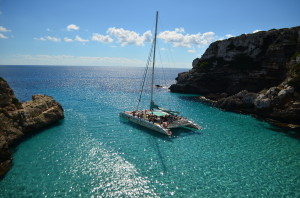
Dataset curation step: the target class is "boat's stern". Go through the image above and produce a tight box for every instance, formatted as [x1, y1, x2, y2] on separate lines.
[186, 121, 202, 130]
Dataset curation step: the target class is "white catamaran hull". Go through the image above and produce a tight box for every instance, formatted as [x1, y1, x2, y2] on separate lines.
[120, 112, 172, 135]
[120, 111, 201, 136]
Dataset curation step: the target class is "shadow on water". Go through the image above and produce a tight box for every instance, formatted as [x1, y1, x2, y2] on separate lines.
[262, 123, 300, 140]
[179, 95, 300, 141]
[148, 136, 168, 174]
[119, 118, 203, 174]
[178, 95, 202, 103]
[148, 128, 202, 174]
[1, 120, 65, 180]
[119, 118, 170, 173]
[171, 127, 203, 138]
[11, 120, 65, 151]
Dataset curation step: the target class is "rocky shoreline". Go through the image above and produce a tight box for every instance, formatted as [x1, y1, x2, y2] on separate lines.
[170, 26, 300, 129]
[0, 77, 64, 177]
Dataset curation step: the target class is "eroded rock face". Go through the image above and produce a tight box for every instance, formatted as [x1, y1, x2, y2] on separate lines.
[22, 95, 64, 132]
[0, 78, 17, 108]
[170, 26, 300, 95]
[210, 85, 300, 124]
[0, 78, 64, 177]
[170, 26, 300, 126]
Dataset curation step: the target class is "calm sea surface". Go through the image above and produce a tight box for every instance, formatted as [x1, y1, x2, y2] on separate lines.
[0, 66, 299, 197]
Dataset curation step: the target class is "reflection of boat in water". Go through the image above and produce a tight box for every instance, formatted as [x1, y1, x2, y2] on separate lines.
[119, 11, 201, 136]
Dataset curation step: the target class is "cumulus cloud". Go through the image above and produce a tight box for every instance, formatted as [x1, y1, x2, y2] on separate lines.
[174, 27, 185, 33]
[13, 54, 146, 67]
[47, 36, 61, 42]
[187, 49, 196, 53]
[74, 35, 89, 42]
[253, 30, 261, 33]
[64, 37, 73, 42]
[34, 36, 61, 42]
[107, 27, 152, 46]
[158, 28, 215, 48]
[34, 37, 46, 41]
[0, 26, 11, 39]
[0, 26, 11, 32]
[217, 34, 235, 41]
[226, 34, 234, 38]
[0, 33, 8, 39]
[91, 33, 113, 43]
[67, 24, 80, 31]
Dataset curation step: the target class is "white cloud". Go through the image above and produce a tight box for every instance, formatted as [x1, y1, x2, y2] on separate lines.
[34, 37, 46, 41]
[34, 36, 61, 42]
[46, 28, 52, 32]
[47, 36, 60, 42]
[67, 24, 80, 31]
[64, 37, 73, 42]
[226, 34, 234, 38]
[174, 27, 185, 33]
[0, 33, 8, 39]
[91, 33, 113, 43]
[74, 35, 89, 42]
[253, 30, 261, 33]
[0, 26, 11, 32]
[78, 56, 144, 65]
[9, 54, 146, 67]
[107, 27, 152, 46]
[158, 28, 215, 48]
[187, 49, 196, 53]
[63, 36, 89, 43]
[0, 54, 191, 68]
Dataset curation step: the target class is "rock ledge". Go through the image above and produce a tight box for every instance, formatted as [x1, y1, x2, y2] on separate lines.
[0, 77, 64, 177]
[170, 26, 300, 128]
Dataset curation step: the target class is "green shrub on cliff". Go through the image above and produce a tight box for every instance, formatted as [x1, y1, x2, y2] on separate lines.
[196, 61, 210, 72]
[12, 98, 20, 106]
[196, 57, 227, 72]
[199, 61, 209, 69]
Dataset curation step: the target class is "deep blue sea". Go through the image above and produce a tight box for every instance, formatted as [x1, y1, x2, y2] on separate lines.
[0, 66, 299, 197]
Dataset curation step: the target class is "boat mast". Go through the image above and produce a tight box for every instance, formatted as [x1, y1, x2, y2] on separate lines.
[150, 11, 158, 110]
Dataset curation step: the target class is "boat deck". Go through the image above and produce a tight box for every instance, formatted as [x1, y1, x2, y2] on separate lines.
[120, 110, 201, 136]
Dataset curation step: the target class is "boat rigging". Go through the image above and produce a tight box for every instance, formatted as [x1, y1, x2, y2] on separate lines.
[119, 11, 201, 136]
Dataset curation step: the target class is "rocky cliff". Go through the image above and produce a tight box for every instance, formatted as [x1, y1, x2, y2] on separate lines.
[170, 26, 300, 127]
[0, 77, 64, 177]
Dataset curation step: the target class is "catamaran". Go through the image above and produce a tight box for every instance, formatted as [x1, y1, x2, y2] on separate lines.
[119, 11, 201, 136]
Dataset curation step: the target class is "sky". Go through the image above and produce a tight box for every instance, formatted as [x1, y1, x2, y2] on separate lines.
[0, 0, 299, 68]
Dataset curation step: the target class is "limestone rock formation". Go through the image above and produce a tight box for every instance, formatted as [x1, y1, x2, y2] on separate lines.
[170, 26, 300, 127]
[0, 77, 64, 177]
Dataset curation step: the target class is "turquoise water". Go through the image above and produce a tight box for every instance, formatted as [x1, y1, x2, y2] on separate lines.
[0, 66, 299, 197]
